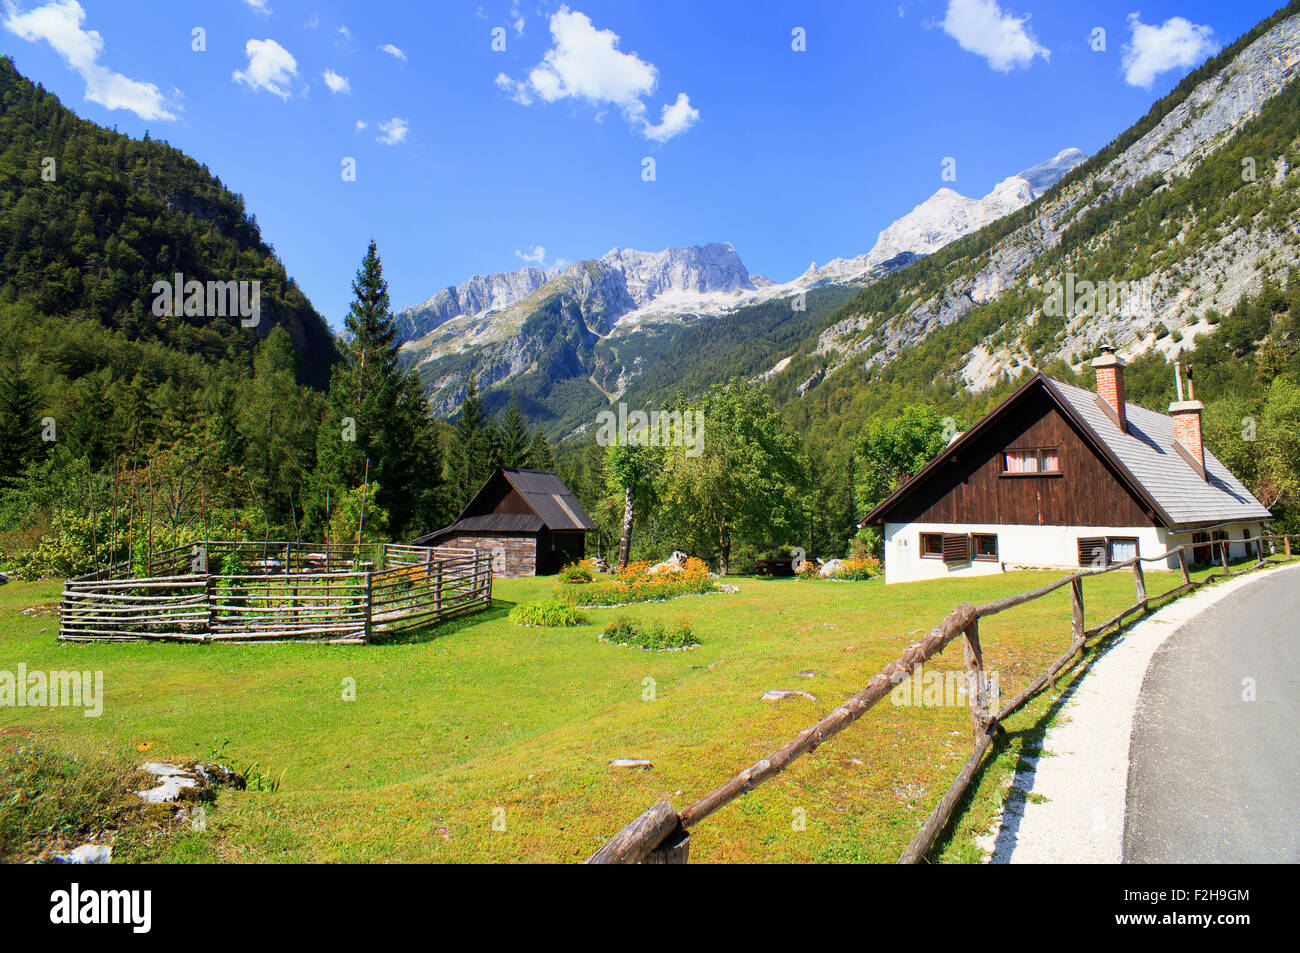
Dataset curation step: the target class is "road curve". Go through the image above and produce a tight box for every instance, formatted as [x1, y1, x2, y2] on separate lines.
[1124, 567, 1300, 862]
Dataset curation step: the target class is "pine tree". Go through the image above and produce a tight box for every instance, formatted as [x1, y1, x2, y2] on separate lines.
[0, 361, 40, 486]
[313, 241, 449, 538]
[526, 426, 555, 471]
[451, 379, 497, 503]
[496, 396, 530, 468]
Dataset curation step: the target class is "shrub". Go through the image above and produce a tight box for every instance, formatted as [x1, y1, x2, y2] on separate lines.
[601, 615, 699, 650]
[833, 554, 883, 581]
[508, 599, 588, 627]
[558, 559, 595, 584]
[795, 560, 820, 579]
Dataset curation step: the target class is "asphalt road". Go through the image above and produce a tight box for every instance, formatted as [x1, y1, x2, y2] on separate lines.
[1124, 566, 1300, 862]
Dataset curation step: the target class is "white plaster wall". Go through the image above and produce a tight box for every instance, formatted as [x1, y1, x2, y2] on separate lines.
[1158, 522, 1267, 569]
[883, 522, 1167, 585]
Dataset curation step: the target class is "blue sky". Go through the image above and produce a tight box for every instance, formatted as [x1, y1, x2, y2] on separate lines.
[1, 0, 1285, 328]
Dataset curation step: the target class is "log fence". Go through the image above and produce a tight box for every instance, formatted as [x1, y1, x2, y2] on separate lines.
[59, 541, 492, 643]
[588, 532, 1299, 864]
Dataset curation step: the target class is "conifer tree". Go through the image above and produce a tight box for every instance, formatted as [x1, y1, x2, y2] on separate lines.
[313, 241, 449, 537]
[0, 361, 40, 486]
[496, 396, 530, 468]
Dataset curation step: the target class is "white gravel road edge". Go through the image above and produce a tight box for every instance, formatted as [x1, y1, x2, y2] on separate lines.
[979, 561, 1300, 864]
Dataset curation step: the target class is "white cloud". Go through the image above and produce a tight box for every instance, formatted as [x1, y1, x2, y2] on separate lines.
[336, 25, 354, 50]
[643, 92, 698, 142]
[2, 0, 176, 120]
[232, 38, 298, 98]
[379, 42, 406, 61]
[497, 6, 698, 141]
[322, 68, 350, 94]
[510, 0, 524, 35]
[941, 0, 1049, 72]
[243, 0, 271, 15]
[515, 245, 546, 264]
[355, 119, 367, 132]
[376, 117, 409, 145]
[1122, 13, 1218, 89]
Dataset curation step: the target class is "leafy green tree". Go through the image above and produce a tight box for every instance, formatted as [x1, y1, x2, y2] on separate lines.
[659, 380, 806, 574]
[854, 405, 952, 515]
[605, 443, 660, 570]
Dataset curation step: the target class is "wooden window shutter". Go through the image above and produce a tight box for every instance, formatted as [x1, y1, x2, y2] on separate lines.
[941, 533, 970, 564]
[1078, 537, 1106, 567]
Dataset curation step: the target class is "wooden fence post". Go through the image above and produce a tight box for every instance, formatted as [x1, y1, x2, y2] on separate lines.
[1132, 560, 1147, 613]
[1286, 536, 1293, 560]
[1178, 547, 1191, 586]
[1070, 576, 1085, 644]
[1220, 541, 1230, 575]
[363, 571, 374, 643]
[643, 825, 691, 864]
[962, 618, 990, 744]
[205, 574, 216, 643]
[435, 561, 443, 617]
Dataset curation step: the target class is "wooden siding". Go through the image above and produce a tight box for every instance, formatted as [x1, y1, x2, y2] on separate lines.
[434, 534, 537, 577]
[464, 472, 532, 517]
[889, 388, 1157, 528]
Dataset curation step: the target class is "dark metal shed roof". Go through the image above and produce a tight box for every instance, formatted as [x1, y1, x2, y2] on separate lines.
[409, 467, 595, 545]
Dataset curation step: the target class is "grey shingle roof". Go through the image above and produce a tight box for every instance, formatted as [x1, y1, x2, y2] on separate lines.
[1046, 377, 1271, 526]
[500, 468, 596, 530]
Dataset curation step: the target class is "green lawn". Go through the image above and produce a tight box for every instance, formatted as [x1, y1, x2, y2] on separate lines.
[0, 559, 1269, 863]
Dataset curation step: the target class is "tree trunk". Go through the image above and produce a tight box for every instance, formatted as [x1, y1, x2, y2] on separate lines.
[617, 486, 634, 570]
[718, 527, 730, 576]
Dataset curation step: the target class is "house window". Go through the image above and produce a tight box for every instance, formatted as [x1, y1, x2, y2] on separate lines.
[1191, 531, 1212, 565]
[1078, 536, 1139, 567]
[1109, 538, 1138, 564]
[1002, 448, 1061, 475]
[921, 533, 972, 564]
[972, 533, 998, 561]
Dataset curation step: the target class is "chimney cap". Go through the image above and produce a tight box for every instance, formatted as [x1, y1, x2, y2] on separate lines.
[1092, 345, 1125, 368]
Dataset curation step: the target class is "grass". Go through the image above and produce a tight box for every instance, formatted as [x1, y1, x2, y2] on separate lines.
[0, 557, 1278, 863]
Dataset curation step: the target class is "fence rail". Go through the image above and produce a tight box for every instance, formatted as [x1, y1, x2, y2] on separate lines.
[59, 541, 492, 643]
[588, 533, 1297, 864]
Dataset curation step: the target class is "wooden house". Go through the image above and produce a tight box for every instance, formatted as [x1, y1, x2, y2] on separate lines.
[411, 467, 595, 577]
[863, 349, 1271, 584]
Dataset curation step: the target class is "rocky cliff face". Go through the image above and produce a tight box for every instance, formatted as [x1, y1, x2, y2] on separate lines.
[801, 13, 1300, 397]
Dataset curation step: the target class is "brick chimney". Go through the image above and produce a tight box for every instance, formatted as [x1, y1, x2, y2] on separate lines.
[1169, 362, 1206, 479]
[1092, 345, 1127, 432]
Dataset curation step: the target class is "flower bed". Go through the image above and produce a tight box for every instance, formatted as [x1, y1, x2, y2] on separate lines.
[557, 557, 717, 607]
[600, 615, 699, 651]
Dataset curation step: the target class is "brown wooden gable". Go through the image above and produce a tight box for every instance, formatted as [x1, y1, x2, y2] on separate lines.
[462, 471, 533, 519]
[879, 379, 1159, 528]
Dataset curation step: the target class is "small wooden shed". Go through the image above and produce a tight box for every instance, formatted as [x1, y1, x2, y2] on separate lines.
[411, 467, 596, 577]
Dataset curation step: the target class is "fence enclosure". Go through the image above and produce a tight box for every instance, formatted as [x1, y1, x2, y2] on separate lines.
[59, 541, 492, 644]
[589, 533, 1296, 865]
